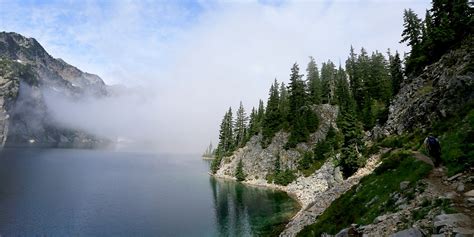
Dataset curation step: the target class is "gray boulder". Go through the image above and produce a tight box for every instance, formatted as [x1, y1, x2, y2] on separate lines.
[434, 213, 472, 234]
[390, 228, 423, 237]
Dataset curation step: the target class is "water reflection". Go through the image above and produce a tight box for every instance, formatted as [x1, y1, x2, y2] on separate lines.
[209, 177, 299, 237]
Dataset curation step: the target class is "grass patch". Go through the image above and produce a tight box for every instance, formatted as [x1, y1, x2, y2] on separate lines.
[300, 159, 325, 177]
[436, 108, 474, 176]
[378, 131, 425, 151]
[416, 83, 434, 96]
[297, 151, 432, 236]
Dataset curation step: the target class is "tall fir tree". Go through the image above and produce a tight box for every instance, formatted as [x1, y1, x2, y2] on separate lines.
[279, 82, 290, 130]
[346, 46, 363, 111]
[257, 100, 265, 126]
[234, 101, 248, 148]
[306, 56, 322, 104]
[288, 63, 307, 122]
[217, 107, 234, 156]
[424, 0, 472, 65]
[262, 79, 281, 146]
[389, 51, 404, 96]
[287, 63, 311, 148]
[247, 107, 258, 139]
[400, 9, 424, 75]
[320, 60, 336, 104]
[368, 51, 391, 103]
[334, 65, 355, 112]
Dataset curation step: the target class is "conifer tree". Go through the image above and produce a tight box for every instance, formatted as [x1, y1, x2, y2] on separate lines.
[306, 56, 322, 104]
[424, 0, 472, 65]
[262, 80, 281, 146]
[389, 51, 404, 96]
[274, 153, 281, 174]
[320, 60, 336, 104]
[400, 9, 424, 74]
[234, 101, 248, 148]
[334, 65, 355, 112]
[203, 141, 214, 157]
[217, 108, 234, 156]
[257, 99, 265, 126]
[337, 108, 363, 177]
[288, 63, 306, 122]
[235, 159, 246, 182]
[247, 107, 258, 139]
[401, 9, 423, 50]
[346, 46, 363, 111]
[287, 63, 312, 148]
[279, 82, 290, 130]
[368, 51, 391, 102]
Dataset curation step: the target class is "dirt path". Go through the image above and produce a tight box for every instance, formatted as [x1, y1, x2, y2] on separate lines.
[412, 151, 474, 221]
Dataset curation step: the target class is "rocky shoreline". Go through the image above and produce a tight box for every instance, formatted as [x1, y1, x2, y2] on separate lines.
[212, 153, 382, 236]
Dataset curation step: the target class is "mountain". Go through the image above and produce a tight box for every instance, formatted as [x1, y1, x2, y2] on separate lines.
[0, 32, 108, 148]
[211, 36, 474, 237]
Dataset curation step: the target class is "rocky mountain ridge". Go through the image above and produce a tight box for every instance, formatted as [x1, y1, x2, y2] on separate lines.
[0, 32, 108, 148]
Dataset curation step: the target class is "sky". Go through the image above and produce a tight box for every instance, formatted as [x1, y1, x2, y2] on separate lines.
[0, 0, 431, 153]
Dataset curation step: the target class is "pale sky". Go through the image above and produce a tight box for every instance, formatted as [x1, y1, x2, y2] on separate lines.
[0, 0, 431, 153]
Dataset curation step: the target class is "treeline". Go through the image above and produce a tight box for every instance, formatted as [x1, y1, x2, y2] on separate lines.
[211, 47, 404, 176]
[211, 0, 472, 178]
[401, 0, 472, 75]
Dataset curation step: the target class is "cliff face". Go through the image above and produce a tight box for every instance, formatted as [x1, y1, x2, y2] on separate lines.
[0, 32, 107, 148]
[374, 41, 474, 138]
[0, 61, 19, 146]
[215, 104, 339, 182]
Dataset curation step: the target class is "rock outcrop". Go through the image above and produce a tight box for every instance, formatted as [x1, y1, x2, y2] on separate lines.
[373, 41, 474, 138]
[0, 32, 107, 148]
[215, 104, 339, 181]
[213, 104, 387, 236]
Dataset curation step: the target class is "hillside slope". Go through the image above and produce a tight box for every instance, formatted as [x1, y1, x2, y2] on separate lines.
[299, 39, 474, 236]
[212, 36, 473, 237]
[0, 32, 108, 148]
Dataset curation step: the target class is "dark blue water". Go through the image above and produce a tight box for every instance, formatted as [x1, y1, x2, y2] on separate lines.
[0, 148, 299, 236]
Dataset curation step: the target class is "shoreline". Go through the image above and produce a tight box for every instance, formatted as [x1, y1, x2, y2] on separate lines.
[210, 154, 382, 236]
[210, 172, 306, 235]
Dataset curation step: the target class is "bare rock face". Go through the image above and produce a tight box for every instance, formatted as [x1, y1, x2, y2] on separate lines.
[373, 43, 474, 138]
[0, 32, 108, 148]
[0, 63, 20, 146]
[215, 104, 339, 181]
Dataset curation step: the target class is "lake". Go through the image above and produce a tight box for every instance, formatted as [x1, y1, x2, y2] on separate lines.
[0, 148, 299, 236]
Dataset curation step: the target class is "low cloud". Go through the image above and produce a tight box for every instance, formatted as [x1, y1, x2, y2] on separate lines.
[2, 0, 431, 153]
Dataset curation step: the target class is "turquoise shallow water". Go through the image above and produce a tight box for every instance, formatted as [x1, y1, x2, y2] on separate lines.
[0, 148, 299, 236]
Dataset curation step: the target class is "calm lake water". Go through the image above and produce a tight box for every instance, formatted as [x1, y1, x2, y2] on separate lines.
[0, 148, 299, 236]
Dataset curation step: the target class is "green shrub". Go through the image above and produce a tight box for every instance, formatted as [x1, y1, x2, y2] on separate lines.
[235, 159, 246, 182]
[274, 170, 297, 186]
[210, 156, 222, 174]
[380, 136, 404, 148]
[267, 169, 297, 186]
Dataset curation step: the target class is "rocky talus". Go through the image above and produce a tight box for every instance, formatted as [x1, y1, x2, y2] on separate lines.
[354, 164, 474, 236]
[279, 154, 381, 237]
